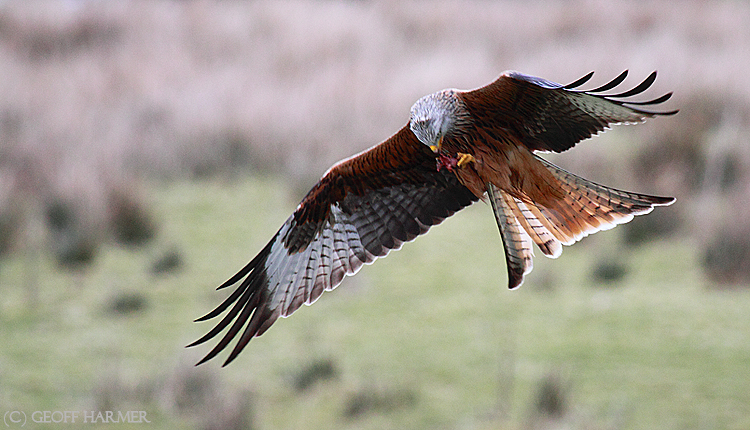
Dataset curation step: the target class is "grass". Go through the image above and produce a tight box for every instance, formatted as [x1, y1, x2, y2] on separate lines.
[2, 174, 749, 430]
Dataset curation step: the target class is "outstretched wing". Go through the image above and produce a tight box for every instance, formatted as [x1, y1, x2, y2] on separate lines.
[460, 70, 678, 153]
[189, 125, 478, 366]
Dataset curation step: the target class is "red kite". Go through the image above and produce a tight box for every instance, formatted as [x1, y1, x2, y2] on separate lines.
[191, 70, 676, 365]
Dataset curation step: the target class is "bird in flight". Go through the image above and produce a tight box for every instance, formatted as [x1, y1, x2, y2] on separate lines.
[190, 70, 677, 366]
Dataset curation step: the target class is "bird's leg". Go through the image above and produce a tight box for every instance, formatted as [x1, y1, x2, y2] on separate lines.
[456, 153, 476, 167]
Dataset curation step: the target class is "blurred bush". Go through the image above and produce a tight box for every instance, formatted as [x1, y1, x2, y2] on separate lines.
[45, 197, 98, 268]
[108, 186, 156, 247]
[150, 247, 183, 275]
[106, 290, 148, 316]
[343, 386, 418, 420]
[591, 259, 629, 285]
[702, 226, 750, 287]
[292, 358, 338, 393]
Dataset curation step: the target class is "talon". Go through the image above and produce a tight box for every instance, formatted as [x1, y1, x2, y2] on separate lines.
[456, 153, 475, 167]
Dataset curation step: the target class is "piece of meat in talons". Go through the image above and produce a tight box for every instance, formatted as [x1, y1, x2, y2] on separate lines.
[437, 152, 475, 171]
[436, 153, 459, 171]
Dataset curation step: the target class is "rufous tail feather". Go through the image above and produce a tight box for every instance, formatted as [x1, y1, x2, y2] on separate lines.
[488, 156, 674, 289]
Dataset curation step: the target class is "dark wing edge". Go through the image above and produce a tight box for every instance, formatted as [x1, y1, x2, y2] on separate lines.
[462, 70, 678, 153]
[188, 126, 478, 366]
[558, 70, 679, 115]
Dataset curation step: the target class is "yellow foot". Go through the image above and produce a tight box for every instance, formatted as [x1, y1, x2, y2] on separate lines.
[456, 153, 476, 167]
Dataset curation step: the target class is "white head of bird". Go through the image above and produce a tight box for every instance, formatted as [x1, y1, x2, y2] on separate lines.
[409, 89, 467, 153]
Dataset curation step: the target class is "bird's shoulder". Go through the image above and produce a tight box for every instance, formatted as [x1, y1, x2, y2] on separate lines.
[293, 124, 434, 225]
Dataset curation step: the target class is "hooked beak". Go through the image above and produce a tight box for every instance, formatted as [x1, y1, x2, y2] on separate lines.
[429, 135, 443, 153]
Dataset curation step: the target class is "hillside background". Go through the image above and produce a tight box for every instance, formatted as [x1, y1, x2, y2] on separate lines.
[1, 1, 749, 429]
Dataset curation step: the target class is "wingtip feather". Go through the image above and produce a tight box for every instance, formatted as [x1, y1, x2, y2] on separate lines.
[562, 71, 595, 89]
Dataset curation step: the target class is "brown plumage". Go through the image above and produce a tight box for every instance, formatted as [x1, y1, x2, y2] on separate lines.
[190, 70, 676, 366]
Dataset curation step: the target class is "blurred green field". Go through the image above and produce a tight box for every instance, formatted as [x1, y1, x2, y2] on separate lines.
[2, 174, 749, 430]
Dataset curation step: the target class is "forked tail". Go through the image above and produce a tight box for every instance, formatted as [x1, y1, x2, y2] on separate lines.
[488, 156, 674, 289]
